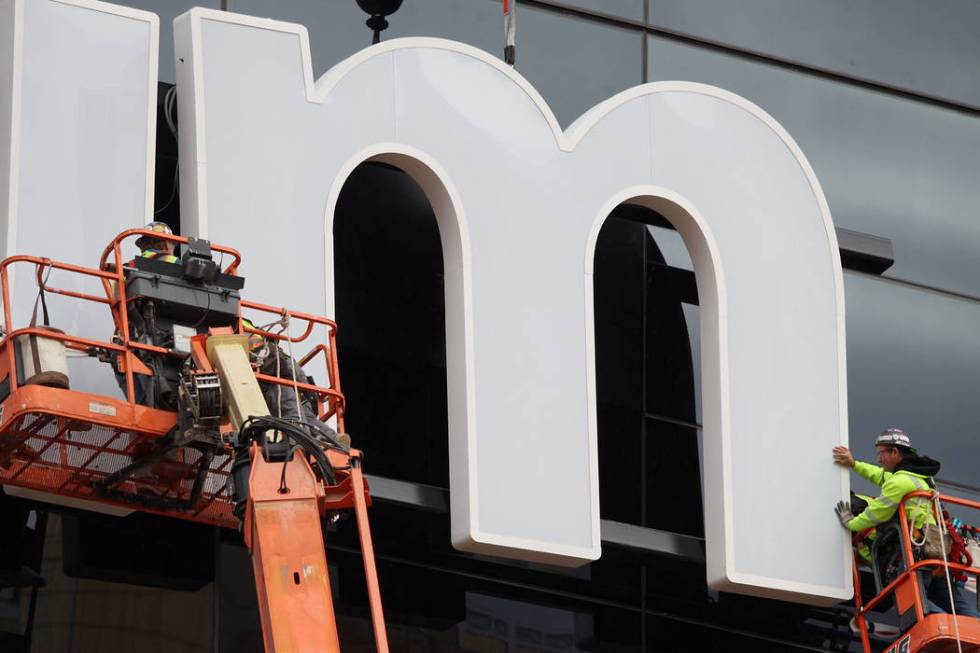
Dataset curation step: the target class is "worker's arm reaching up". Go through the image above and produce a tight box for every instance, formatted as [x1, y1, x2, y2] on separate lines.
[852, 460, 889, 487]
[832, 445, 899, 531]
[833, 446, 890, 488]
[843, 477, 906, 532]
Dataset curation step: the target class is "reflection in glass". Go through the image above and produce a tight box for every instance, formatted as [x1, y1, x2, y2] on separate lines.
[647, 34, 980, 296]
[845, 272, 980, 494]
[647, 0, 980, 108]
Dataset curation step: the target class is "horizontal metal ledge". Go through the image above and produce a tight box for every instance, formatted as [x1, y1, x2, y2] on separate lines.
[599, 519, 705, 562]
[638, 222, 895, 307]
[365, 474, 705, 562]
[648, 260, 698, 306]
[628, 203, 895, 273]
[364, 474, 449, 513]
[835, 227, 894, 274]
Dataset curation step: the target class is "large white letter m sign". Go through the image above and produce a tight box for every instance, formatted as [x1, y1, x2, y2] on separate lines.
[1, 1, 851, 606]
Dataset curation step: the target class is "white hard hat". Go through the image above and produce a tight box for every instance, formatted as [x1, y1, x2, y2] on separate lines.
[875, 428, 911, 448]
[136, 221, 174, 249]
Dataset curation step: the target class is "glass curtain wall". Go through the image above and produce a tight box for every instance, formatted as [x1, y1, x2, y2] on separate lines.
[16, 1, 979, 651]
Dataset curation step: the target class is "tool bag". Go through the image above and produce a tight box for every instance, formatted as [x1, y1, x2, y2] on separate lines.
[920, 522, 953, 560]
[14, 277, 70, 389]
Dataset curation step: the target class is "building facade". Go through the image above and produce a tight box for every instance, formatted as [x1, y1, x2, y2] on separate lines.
[2, 1, 979, 651]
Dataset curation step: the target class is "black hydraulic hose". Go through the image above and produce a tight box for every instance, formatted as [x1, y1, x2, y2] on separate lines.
[238, 415, 340, 486]
[232, 414, 350, 520]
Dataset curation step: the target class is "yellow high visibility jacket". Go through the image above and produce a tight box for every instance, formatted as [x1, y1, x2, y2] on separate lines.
[109, 250, 179, 295]
[139, 249, 179, 264]
[848, 461, 936, 533]
[240, 318, 268, 356]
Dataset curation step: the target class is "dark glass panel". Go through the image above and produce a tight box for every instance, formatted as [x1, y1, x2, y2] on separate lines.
[647, 34, 980, 296]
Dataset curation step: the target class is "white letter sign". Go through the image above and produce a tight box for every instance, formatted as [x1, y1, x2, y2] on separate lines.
[0, 0, 157, 391]
[1, 3, 852, 606]
[174, 10, 850, 604]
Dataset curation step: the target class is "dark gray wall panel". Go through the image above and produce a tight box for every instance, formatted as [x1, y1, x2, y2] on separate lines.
[230, 0, 496, 78]
[844, 273, 980, 493]
[518, 6, 643, 126]
[648, 35, 980, 296]
[648, 0, 980, 108]
[230, 0, 642, 127]
[560, 0, 645, 22]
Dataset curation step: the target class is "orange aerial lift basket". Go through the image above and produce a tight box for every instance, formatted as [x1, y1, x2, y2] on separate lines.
[852, 491, 980, 653]
[0, 228, 388, 652]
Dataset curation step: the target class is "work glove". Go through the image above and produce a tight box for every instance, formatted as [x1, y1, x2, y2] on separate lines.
[835, 500, 854, 528]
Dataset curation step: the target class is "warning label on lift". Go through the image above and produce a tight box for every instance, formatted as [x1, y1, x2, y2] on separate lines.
[88, 401, 117, 417]
[884, 634, 911, 653]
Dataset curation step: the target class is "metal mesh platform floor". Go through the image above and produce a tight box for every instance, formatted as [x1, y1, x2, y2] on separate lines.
[0, 386, 236, 527]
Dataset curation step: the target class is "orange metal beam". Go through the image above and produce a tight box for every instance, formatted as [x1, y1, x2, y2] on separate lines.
[244, 444, 341, 653]
[349, 452, 389, 652]
[189, 334, 214, 373]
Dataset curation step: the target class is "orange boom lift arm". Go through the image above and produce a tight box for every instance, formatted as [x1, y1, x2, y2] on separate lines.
[0, 229, 388, 652]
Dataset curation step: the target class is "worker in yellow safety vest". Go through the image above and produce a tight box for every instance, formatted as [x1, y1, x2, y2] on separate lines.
[833, 429, 979, 617]
[832, 428, 937, 535]
[107, 221, 179, 292]
[240, 317, 349, 451]
[109, 221, 179, 404]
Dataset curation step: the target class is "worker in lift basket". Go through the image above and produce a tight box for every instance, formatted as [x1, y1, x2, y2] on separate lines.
[111, 221, 179, 404]
[107, 222, 181, 495]
[133, 221, 179, 264]
[242, 318, 349, 450]
[833, 428, 979, 618]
